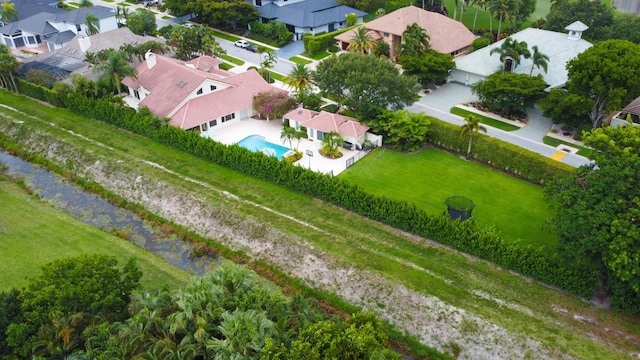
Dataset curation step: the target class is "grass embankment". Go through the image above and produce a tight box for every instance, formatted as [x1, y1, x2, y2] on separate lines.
[0, 179, 191, 291]
[0, 92, 638, 359]
[340, 148, 557, 250]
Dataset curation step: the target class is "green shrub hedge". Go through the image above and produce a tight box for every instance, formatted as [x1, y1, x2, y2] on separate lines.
[15, 81, 598, 301]
[429, 118, 574, 184]
[303, 26, 355, 55]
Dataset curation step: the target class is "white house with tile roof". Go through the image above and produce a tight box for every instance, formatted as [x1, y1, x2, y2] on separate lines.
[334, 6, 475, 59]
[283, 108, 382, 148]
[122, 52, 287, 133]
[450, 21, 592, 90]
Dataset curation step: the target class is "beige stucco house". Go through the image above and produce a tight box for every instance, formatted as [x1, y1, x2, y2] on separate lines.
[334, 5, 475, 59]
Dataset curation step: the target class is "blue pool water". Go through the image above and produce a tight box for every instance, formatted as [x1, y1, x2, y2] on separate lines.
[237, 135, 292, 160]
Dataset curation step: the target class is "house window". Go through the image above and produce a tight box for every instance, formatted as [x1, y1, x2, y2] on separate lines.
[197, 88, 203, 95]
[76, 24, 82, 32]
[310, 27, 313, 31]
[221, 113, 235, 123]
[317, 131, 324, 141]
[134, 89, 140, 100]
[309, 129, 314, 138]
[201, 123, 208, 131]
[256, 0, 261, 5]
[383, 32, 389, 37]
[209, 119, 217, 127]
[210, 85, 217, 91]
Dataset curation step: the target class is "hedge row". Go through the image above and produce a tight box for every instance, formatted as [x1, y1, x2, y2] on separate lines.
[15, 80, 597, 298]
[303, 26, 355, 55]
[429, 118, 574, 184]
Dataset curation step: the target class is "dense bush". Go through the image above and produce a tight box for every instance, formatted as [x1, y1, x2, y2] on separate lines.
[18, 88, 597, 302]
[303, 26, 355, 55]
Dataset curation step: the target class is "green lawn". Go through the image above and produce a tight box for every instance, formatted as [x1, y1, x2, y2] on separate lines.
[0, 179, 191, 291]
[289, 56, 312, 65]
[340, 147, 557, 250]
[221, 54, 244, 65]
[543, 136, 592, 157]
[451, 106, 521, 131]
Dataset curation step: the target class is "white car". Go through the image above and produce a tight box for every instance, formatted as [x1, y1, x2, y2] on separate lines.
[234, 40, 249, 48]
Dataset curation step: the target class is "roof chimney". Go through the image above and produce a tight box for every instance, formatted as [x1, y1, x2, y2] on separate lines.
[145, 51, 157, 69]
[565, 21, 588, 40]
[78, 36, 91, 52]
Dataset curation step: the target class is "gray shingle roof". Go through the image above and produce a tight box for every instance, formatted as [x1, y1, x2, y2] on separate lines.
[43, 29, 75, 44]
[49, 5, 115, 24]
[257, 0, 366, 28]
[454, 27, 592, 88]
[0, 0, 64, 21]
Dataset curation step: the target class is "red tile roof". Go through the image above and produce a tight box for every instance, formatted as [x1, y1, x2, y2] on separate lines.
[335, 6, 475, 55]
[122, 54, 285, 129]
[171, 70, 284, 130]
[284, 109, 370, 138]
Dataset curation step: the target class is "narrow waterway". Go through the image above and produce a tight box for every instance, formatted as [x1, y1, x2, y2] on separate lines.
[0, 151, 211, 275]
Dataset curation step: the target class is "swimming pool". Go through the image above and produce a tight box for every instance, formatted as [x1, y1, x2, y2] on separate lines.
[237, 135, 293, 160]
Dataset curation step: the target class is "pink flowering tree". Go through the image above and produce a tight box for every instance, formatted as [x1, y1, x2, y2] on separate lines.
[252, 91, 297, 121]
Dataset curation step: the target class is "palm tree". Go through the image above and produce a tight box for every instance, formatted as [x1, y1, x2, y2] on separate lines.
[347, 26, 375, 54]
[260, 51, 277, 83]
[116, 6, 129, 26]
[1, 3, 19, 24]
[321, 132, 343, 158]
[529, 45, 549, 76]
[489, 37, 530, 72]
[280, 126, 297, 149]
[0, 45, 19, 92]
[85, 13, 100, 35]
[283, 63, 314, 98]
[399, 23, 430, 57]
[94, 51, 135, 94]
[470, 0, 488, 33]
[206, 309, 275, 359]
[459, 114, 487, 157]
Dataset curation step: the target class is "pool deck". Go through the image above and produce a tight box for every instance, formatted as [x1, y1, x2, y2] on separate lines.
[205, 117, 364, 176]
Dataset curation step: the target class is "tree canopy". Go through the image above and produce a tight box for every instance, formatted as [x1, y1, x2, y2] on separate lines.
[543, 0, 613, 41]
[126, 8, 157, 35]
[399, 49, 455, 88]
[369, 110, 432, 152]
[252, 90, 297, 121]
[313, 52, 420, 120]
[565, 40, 640, 128]
[545, 125, 640, 314]
[168, 25, 225, 60]
[471, 72, 546, 116]
[164, 0, 258, 30]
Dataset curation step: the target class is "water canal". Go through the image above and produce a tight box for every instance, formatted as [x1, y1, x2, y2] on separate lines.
[0, 150, 211, 275]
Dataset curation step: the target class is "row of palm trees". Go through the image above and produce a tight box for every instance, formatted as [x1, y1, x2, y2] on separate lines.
[345, 22, 431, 58]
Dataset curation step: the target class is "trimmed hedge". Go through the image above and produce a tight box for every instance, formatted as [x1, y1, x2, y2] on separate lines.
[303, 26, 356, 55]
[15, 84, 597, 300]
[430, 118, 574, 184]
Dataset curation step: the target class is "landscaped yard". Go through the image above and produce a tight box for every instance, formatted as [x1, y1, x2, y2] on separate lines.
[340, 147, 558, 251]
[0, 179, 191, 291]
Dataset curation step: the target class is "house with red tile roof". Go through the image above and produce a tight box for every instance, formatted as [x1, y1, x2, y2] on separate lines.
[283, 108, 382, 149]
[334, 6, 475, 59]
[121, 52, 286, 132]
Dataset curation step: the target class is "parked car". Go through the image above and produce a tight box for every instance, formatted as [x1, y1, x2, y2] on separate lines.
[234, 40, 249, 48]
[183, 23, 195, 28]
[142, 0, 158, 6]
[246, 44, 258, 53]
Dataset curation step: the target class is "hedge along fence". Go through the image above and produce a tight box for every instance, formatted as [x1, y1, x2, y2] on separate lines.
[13, 80, 597, 299]
[429, 118, 575, 184]
[303, 26, 357, 55]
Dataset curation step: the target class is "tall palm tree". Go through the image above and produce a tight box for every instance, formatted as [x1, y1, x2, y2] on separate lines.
[0, 45, 19, 92]
[260, 51, 277, 83]
[347, 26, 375, 54]
[459, 114, 487, 157]
[283, 62, 314, 97]
[399, 23, 430, 57]
[115, 6, 129, 26]
[94, 51, 135, 94]
[490, 37, 530, 72]
[85, 13, 100, 35]
[0, 3, 19, 24]
[529, 45, 549, 76]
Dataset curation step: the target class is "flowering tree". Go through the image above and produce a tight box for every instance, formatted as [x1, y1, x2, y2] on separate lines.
[252, 91, 297, 121]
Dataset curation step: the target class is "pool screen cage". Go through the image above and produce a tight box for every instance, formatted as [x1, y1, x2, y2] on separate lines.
[445, 196, 475, 221]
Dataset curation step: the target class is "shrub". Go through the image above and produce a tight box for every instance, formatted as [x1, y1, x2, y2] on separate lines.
[284, 149, 303, 163]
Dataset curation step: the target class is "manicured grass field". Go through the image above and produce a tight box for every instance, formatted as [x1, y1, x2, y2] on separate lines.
[0, 179, 191, 291]
[340, 147, 558, 250]
[451, 106, 520, 131]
